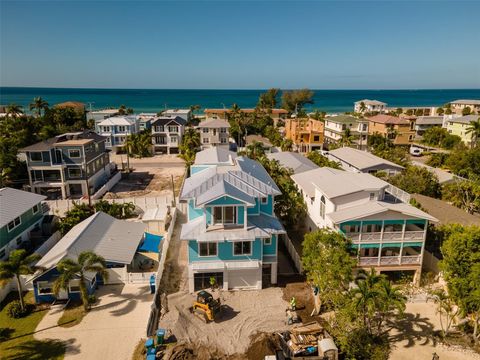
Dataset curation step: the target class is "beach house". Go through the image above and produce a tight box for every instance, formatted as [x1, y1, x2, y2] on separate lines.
[285, 117, 324, 152]
[291, 167, 437, 283]
[354, 99, 387, 114]
[450, 99, 480, 114]
[324, 115, 369, 149]
[413, 116, 444, 137]
[266, 152, 318, 175]
[445, 114, 478, 146]
[20, 131, 113, 199]
[180, 148, 285, 292]
[96, 116, 140, 151]
[367, 114, 415, 145]
[197, 118, 230, 150]
[151, 116, 187, 154]
[161, 109, 192, 122]
[0, 187, 47, 260]
[205, 108, 288, 126]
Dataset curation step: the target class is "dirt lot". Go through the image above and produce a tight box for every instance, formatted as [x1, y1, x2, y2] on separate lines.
[107, 155, 185, 198]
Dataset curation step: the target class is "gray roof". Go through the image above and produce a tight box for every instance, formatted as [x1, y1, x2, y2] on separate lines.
[197, 118, 230, 128]
[267, 152, 318, 174]
[327, 200, 438, 224]
[415, 116, 444, 126]
[355, 99, 387, 106]
[20, 131, 106, 152]
[291, 167, 389, 198]
[448, 114, 479, 124]
[411, 161, 457, 184]
[451, 99, 480, 105]
[151, 116, 186, 126]
[180, 213, 285, 242]
[194, 147, 237, 165]
[35, 212, 146, 270]
[327, 147, 404, 172]
[0, 188, 46, 227]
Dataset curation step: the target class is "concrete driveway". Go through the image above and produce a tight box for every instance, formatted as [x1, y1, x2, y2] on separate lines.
[34, 284, 153, 360]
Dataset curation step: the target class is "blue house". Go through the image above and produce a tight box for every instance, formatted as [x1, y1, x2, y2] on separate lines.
[31, 211, 146, 303]
[180, 148, 285, 292]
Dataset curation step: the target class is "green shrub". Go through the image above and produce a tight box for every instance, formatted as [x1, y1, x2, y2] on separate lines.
[88, 295, 96, 304]
[6, 300, 29, 319]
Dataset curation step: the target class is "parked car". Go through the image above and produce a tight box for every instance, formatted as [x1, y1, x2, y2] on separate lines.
[410, 147, 423, 156]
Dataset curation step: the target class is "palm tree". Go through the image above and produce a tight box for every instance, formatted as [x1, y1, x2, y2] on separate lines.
[179, 127, 201, 166]
[246, 141, 265, 160]
[5, 103, 24, 118]
[375, 279, 406, 334]
[29, 97, 49, 118]
[465, 118, 480, 148]
[351, 269, 383, 333]
[0, 250, 42, 312]
[359, 101, 367, 113]
[53, 251, 108, 310]
[340, 128, 354, 146]
[281, 139, 293, 151]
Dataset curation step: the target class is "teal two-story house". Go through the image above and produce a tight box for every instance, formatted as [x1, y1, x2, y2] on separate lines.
[180, 148, 285, 292]
[0, 187, 46, 260]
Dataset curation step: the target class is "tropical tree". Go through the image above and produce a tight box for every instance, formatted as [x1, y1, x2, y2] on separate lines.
[465, 118, 480, 148]
[0, 250, 42, 312]
[462, 106, 472, 116]
[306, 151, 341, 169]
[245, 141, 265, 160]
[58, 203, 94, 235]
[442, 178, 480, 214]
[280, 138, 293, 151]
[179, 127, 201, 166]
[125, 131, 152, 158]
[189, 104, 201, 114]
[54, 251, 108, 310]
[387, 165, 441, 198]
[281, 89, 314, 113]
[340, 128, 354, 146]
[436, 107, 445, 115]
[29, 97, 49, 118]
[429, 289, 460, 338]
[359, 102, 367, 113]
[5, 103, 24, 118]
[257, 88, 279, 109]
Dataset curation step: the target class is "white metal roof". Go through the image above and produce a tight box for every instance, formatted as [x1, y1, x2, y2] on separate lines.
[197, 118, 230, 128]
[194, 147, 237, 165]
[142, 206, 168, 222]
[355, 99, 387, 106]
[327, 147, 404, 172]
[267, 152, 318, 174]
[98, 116, 136, 126]
[451, 99, 480, 105]
[0, 188, 46, 228]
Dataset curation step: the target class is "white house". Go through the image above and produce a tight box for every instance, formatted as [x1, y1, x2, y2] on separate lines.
[291, 167, 437, 283]
[151, 116, 186, 154]
[354, 99, 387, 114]
[97, 116, 140, 151]
[162, 109, 192, 122]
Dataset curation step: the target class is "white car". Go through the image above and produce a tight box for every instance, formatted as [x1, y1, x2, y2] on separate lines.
[410, 147, 423, 156]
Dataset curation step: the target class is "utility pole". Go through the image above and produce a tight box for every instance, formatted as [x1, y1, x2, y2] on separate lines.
[171, 174, 176, 206]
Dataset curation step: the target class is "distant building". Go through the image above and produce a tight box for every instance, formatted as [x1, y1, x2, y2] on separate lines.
[0, 187, 47, 260]
[324, 147, 404, 175]
[245, 135, 273, 152]
[87, 109, 120, 128]
[20, 131, 112, 199]
[151, 116, 187, 154]
[285, 118, 324, 152]
[196, 118, 230, 150]
[445, 114, 478, 146]
[354, 99, 387, 114]
[450, 99, 480, 114]
[414, 116, 444, 136]
[367, 114, 415, 145]
[266, 152, 318, 174]
[96, 116, 140, 151]
[162, 109, 192, 122]
[137, 113, 156, 131]
[204, 108, 288, 126]
[324, 115, 369, 149]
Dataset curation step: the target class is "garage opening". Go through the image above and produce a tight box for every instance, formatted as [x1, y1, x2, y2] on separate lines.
[262, 264, 272, 288]
[194, 272, 223, 291]
[228, 269, 260, 289]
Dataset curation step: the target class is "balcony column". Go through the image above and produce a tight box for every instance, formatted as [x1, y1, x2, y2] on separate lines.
[358, 221, 363, 242]
[244, 207, 248, 230]
[377, 244, 382, 266]
[380, 220, 385, 242]
[402, 220, 406, 239]
[59, 168, 67, 199]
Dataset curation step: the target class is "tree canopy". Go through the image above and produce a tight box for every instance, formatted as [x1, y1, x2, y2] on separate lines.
[387, 165, 441, 198]
[281, 89, 314, 113]
[306, 151, 341, 169]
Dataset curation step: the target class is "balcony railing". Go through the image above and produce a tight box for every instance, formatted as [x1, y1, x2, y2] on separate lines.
[358, 255, 422, 266]
[346, 231, 424, 242]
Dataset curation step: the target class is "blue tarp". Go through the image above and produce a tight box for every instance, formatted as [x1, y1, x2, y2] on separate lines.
[138, 233, 163, 253]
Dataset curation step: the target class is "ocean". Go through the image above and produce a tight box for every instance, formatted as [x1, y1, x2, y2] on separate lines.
[1, 87, 479, 114]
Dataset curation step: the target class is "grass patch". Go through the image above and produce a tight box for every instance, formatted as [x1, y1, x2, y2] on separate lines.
[57, 302, 86, 328]
[0, 291, 65, 360]
[131, 338, 146, 360]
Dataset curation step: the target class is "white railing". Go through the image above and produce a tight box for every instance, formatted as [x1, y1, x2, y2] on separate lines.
[347, 231, 424, 242]
[358, 255, 422, 266]
[358, 257, 379, 266]
[386, 184, 411, 203]
[403, 231, 425, 240]
[91, 171, 122, 200]
[127, 271, 156, 284]
[380, 257, 401, 265]
[383, 232, 404, 241]
[401, 255, 422, 264]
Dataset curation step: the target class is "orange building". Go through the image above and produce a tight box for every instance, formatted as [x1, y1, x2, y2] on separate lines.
[367, 114, 415, 145]
[285, 118, 324, 152]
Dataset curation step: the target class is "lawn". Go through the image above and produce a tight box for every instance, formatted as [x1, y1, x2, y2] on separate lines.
[57, 302, 86, 328]
[0, 291, 65, 360]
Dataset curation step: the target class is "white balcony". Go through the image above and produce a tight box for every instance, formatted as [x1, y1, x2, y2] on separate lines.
[346, 230, 424, 242]
[358, 255, 422, 267]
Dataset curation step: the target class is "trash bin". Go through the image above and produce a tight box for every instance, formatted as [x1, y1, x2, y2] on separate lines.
[156, 328, 166, 345]
[146, 354, 156, 360]
[144, 338, 154, 351]
[149, 274, 156, 294]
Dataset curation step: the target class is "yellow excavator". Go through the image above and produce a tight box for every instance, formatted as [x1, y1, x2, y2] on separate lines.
[191, 290, 221, 323]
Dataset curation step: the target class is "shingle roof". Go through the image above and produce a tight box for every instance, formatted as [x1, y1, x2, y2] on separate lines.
[367, 114, 409, 125]
[291, 167, 389, 198]
[35, 212, 146, 270]
[267, 152, 318, 174]
[0, 188, 46, 227]
[327, 147, 404, 171]
[20, 131, 106, 152]
[197, 118, 230, 128]
[151, 116, 187, 126]
[194, 147, 237, 165]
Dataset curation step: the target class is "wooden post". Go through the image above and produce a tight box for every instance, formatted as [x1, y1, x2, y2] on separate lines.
[171, 175, 176, 206]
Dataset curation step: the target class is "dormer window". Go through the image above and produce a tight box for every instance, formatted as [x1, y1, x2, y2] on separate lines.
[213, 206, 237, 225]
[261, 197, 268, 204]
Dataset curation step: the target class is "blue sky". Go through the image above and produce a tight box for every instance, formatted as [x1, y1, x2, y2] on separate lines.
[1, 0, 479, 89]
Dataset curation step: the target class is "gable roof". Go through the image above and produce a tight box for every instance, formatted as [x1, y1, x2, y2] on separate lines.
[35, 212, 146, 270]
[151, 116, 186, 126]
[355, 99, 387, 106]
[20, 131, 106, 152]
[197, 118, 230, 128]
[194, 147, 237, 165]
[267, 152, 318, 174]
[367, 114, 410, 125]
[327, 147, 404, 171]
[0, 188, 46, 227]
[291, 167, 389, 198]
[415, 116, 444, 125]
[98, 116, 136, 126]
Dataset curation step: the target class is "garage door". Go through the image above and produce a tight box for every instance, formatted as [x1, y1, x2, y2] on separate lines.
[194, 272, 223, 291]
[228, 269, 260, 289]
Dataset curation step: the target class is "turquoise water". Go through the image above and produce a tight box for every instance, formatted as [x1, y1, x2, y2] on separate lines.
[1, 87, 479, 113]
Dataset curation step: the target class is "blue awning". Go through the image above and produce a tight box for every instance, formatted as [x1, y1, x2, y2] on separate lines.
[138, 233, 163, 253]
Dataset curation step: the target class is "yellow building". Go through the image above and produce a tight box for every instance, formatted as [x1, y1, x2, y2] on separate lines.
[285, 118, 324, 152]
[446, 115, 477, 146]
[367, 114, 415, 145]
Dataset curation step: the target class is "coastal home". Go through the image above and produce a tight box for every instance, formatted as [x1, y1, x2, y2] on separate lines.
[31, 211, 147, 303]
[87, 109, 120, 128]
[413, 116, 444, 137]
[96, 116, 140, 151]
[245, 135, 273, 153]
[20, 131, 112, 199]
[450, 99, 480, 114]
[137, 113, 156, 131]
[151, 116, 187, 154]
[197, 118, 230, 150]
[266, 151, 318, 175]
[0, 188, 47, 260]
[367, 114, 415, 145]
[354, 99, 387, 114]
[445, 114, 478, 146]
[205, 108, 288, 126]
[161, 109, 192, 122]
[291, 167, 437, 283]
[396, 106, 436, 117]
[190, 147, 237, 175]
[324, 115, 369, 149]
[323, 147, 404, 175]
[180, 150, 285, 292]
[285, 118, 324, 152]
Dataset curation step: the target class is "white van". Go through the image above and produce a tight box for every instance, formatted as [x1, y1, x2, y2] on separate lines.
[410, 146, 423, 156]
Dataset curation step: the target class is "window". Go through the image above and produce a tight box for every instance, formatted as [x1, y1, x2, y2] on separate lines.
[369, 192, 375, 200]
[234, 241, 252, 256]
[68, 168, 82, 178]
[170, 135, 178, 143]
[16, 237, 22, 245]
[261, 197, 268, 204]
[199, 242, 218, 257]
[320, 196, 326, 219]
[103, 126, 110, 132]
[7, 217, 21, 232]
[202, 128, 209, 133]
[213, 206, 237, 225]
[168, 126, 178, 133]
[220, 138, 227, 144]
[313, 135, 320, 142]
[0, 249, 5, 259]
[220, 128, 227, 133]
[155, 125, 164, 132]
[69, 280, 81, 293]
[29, 152, 43, 162]
[68, 149, 81, 158]
[37, 281, 53, 295]
[32, 204, 39, 214]
[264, 237, 272, 245]
[203, 138, 209, 144]
[118, 126, 126, 132]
